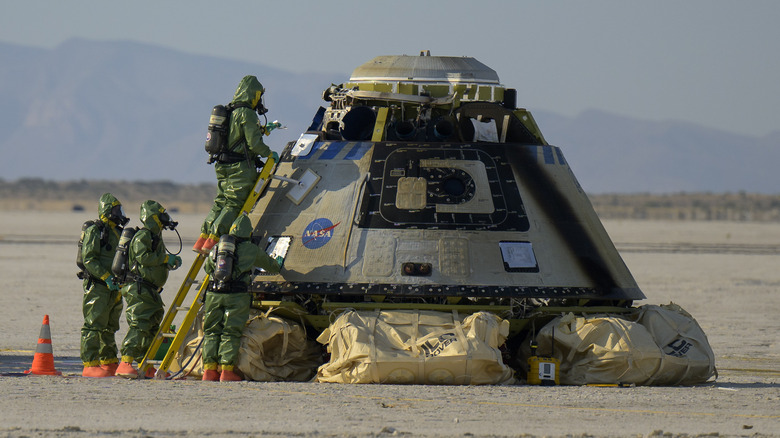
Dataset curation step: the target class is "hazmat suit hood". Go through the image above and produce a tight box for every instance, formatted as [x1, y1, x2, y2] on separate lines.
[232, 75, 265, 110]
[229, 214, 253, 240]
[98, 193, 127, 227]
[139, 200, 167, 234]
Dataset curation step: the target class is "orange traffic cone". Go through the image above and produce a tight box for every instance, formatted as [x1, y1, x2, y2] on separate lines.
[25, 315, 62, 376]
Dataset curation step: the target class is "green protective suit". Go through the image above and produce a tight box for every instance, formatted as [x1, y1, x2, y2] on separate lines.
[120, 200, 175, 363]
[202, 214, 280, 370]
[200, 75, 273, 241]
[80, 193, 124, 367]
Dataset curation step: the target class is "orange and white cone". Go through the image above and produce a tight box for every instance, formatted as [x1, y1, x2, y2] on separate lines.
[24, 315, 62, 376]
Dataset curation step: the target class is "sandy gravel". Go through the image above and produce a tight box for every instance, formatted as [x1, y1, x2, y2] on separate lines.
[0, 211, 778, 437]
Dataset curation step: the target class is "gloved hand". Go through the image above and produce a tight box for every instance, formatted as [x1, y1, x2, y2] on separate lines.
[264, 121, 283, 134]
[269, 151, 279, 163]
[275, 256, 284, 268]
[105, 275, 120, 291]
[167, 255, 183, 270]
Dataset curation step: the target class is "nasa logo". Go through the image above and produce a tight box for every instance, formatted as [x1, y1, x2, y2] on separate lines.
[206, 132, 212, 141]
[302, 218, 340, 249]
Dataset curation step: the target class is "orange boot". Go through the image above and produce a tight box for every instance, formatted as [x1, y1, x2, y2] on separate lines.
[83, 365, 112, 378]
[220, 366, 242, 382]
[200, 235, 219, 254]
[193, 234, 208, 253]
[202, 369, 220, 382]
[101, 362, 119, 376]
[115, 361, 138, 379]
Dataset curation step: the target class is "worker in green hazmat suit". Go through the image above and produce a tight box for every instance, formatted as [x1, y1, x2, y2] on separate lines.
[80, 193, 129, 378]
[201, 214, 281, 382]
[116, 200, 182, 379]
[193, 75, 279, 254]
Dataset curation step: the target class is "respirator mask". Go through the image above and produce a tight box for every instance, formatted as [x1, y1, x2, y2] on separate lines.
[109, 204, 130, 226]
[158, 211, 178, 230]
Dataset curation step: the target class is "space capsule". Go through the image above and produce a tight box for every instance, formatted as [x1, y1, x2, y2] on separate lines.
[249, 52, 643, 331]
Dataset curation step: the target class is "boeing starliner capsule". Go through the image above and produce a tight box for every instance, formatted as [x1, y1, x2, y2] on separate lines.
[248, 53, 643, 333]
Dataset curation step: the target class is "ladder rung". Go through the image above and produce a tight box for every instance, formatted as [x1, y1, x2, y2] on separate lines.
[162, 332, 176, 338]
[147, 360, 162, 365]
[176, 306, 190, 312]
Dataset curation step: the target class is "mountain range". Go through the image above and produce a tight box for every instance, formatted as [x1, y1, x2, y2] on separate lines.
[1, 39, 777, 194]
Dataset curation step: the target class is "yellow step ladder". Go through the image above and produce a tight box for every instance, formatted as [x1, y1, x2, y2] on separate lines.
[139, 157, 278, 379]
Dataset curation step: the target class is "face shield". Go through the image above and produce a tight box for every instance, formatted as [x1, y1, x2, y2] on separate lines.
[253, 90, 268, 115]
[158, 211, 178, 230]
[109, 204, 130, 226]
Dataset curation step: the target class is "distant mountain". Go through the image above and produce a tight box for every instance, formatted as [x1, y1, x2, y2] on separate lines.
[1, 39, 777, 193]
[0, 39, 342, 184]
[533, 110, 780, 193]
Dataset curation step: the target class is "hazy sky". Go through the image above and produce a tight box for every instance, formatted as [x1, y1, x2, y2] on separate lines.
[3, 1, 778, 137]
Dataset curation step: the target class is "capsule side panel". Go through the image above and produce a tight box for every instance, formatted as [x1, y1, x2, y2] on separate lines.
[250, 141, 642, 300]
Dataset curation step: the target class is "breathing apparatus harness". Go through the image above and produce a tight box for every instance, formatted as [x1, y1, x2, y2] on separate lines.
[76, 211, 130, 283]
[209, 234, 251, 294]
[206, 102, 256, 167]
[205, 97, 275, 171]
[121, 214, 181, 294]
[77, 220, 106, 280]
[111, 226, 138, 283]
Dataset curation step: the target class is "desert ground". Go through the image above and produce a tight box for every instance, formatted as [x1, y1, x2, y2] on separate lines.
[0, 210, 778, 437]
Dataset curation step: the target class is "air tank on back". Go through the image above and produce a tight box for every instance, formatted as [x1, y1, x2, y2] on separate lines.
[249, 52, 643, 331]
